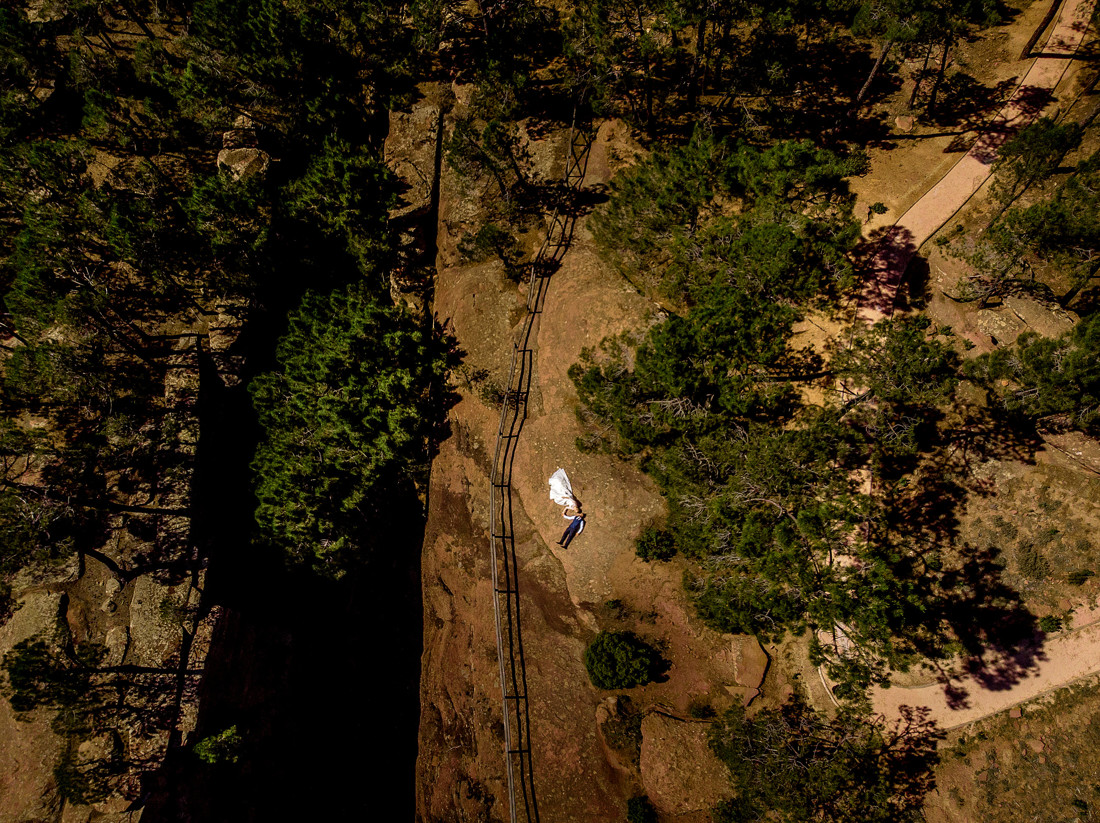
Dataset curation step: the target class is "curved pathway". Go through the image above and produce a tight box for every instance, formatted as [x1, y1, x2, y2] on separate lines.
[858, 0, 1097, 324]
[861, 0, 1099, 728]
[875, 605, 1100, 729]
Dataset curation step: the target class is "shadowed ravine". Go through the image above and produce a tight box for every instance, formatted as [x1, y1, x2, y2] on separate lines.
[139, 338, 425, 821]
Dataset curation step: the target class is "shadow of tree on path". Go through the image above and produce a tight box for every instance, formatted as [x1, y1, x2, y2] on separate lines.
[965, 84, 1056, 164]
[854, 226, 918, 318]
[875, 402, 1048, 707]
[928, 74, 1018, 132]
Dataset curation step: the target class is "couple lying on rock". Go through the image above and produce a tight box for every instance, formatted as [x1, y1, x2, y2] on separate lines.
[548, 467, 585, 549]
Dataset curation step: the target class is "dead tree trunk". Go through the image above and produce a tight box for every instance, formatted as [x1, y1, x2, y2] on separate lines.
[1019, 0, 1064, 59]
[855, 39, 895, 106]
[688, 17, 707, 110]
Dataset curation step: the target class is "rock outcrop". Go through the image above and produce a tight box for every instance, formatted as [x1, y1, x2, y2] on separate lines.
[384, 89, 447, 313]
[639, 713, 734, 815]
[216, 147, 270, 181]
[0, 338, 215, 822]
[416, 117, 768, 823]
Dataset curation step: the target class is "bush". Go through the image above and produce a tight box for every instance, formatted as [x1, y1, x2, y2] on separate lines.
[1016, 543, 1049, 580]
[635, 526, 676, 562]
[193, 725, 242, 765]
[627, 795, 658, 823]
[1039, 615, 1064, 633]
[1069, 569, 1094, 586]
[250, 280, 458, 570]
[688, 699, 716, 719]
[458, 222, 525, 281]
[584, 631, 664, 690]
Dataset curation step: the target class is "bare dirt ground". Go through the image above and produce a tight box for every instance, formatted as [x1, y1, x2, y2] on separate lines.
[926, 678, 1100, 822]
[417, 3, 1100, 818]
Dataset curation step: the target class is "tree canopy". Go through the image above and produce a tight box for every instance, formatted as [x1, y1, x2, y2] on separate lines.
[250, 281, 457, 571]
[709, 698, 940, 823]
[966, 314, 1100, 433]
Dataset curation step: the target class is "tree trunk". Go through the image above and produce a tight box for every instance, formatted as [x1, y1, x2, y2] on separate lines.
[926, 39, 951, 114]
[637, 10, 656, 135]
[855, 39, 895, 106]
[1060, 258, 1100, 306]
[1019, 0, 1064, 59]
[0, 318, 28, 346]
[688, 17, 707, 110]
[114, 0, 160, 42]
[713, 20, 733, 87]
[908, 42, 934, 109]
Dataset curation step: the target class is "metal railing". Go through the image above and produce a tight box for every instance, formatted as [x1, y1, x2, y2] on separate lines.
[488, 119, 594, 823]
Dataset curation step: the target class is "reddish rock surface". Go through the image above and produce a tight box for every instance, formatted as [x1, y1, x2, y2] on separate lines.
[639, 713, 734, 815]
[416, 118, 769, 822]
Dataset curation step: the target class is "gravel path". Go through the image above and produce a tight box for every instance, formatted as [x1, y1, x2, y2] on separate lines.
[874, 606, 1100, 729]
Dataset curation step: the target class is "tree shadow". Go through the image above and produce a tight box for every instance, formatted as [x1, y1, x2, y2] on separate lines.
[635, 29, 893, 149]
[132, 337, 428, 821]
[897, 252, 931, 311]
[966, 84, 1056, 165]
[927, 74, 1018, 131]
[855, 226, 918, 318]
[877, 402, 1048, 703]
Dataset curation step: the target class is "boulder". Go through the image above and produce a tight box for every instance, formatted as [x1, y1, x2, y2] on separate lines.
[127, 575, 185, 668]
[384, 100, 443, 221]
[973, 307, 1028, 346]
[216, 147, 270, 181]
[639, 713, 734, 815]
[76, 733, 118, 766]
[0, 593, 65, 819]
[104, 626, 129, 667]
[1003, 295, 1076, 339]
[9, 552, 81, 595]
[1039, 430, 1100, 475]
[732, 636, 769, 704]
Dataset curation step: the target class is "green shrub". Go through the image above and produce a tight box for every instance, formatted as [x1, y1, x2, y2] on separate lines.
[990, 515, 1018, 540]
[603, 599, 629, 620]
[627, 795, 658, 823]
[688, 699, 716, 719]
[602, 696, 643, 764]
[635, 526, 676, 562]
[1016, 543, 1049, 580]
[193, 725, 242, 765]
[1039, 615, 1064, 633]
[1069, 569, 1094, 586]
[584, 631, 664, 690]
[458, 222, 525, 280]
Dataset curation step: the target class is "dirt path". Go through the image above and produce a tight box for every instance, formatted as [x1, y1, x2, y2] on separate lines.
[857, 0, 1097, 324]
[874, 604, 1100, 729]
